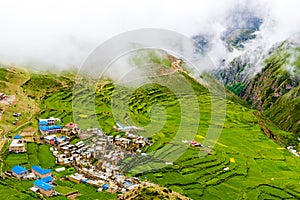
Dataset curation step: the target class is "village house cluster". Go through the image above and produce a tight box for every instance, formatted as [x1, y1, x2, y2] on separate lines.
[114, 122, 150, 151]
[10, 165, 56, 197]
[67, 172, 143, 194]
[39, 118, 80, 136]
[47, 127, 150, 194]
[7, 116, 154, 197]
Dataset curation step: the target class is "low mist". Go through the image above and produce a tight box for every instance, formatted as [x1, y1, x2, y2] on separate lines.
[0, 0, 299, 72]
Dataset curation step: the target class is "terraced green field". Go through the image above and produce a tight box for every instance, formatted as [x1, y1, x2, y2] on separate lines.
[139, 102, 300, 199]
[28, 68, 300, 199]
[4, 143, 56, 170]
[1, 55, 299, 199]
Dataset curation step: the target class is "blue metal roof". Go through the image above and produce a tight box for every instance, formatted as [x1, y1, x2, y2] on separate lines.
[13, 135, 21, 139]
[40, 125, 62, 131]
[50, 125, 62, 129]
[34, 180, 54, 191]
[40, 176, 53, 183]
[39, 121, 48, 125]
[40, 126, 49, 131]
[12, 165, 28, 175]
[32, 166, 52, 175]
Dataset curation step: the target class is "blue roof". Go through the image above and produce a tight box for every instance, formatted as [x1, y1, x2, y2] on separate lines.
[32, 166, 52, 175]
[40, 126, 49, 131]
[102, 183, 109, 189]
[50, 125, 62, 129]
[39, 121, 48, 125]
[13, 135, 21, 139]
[12, 165, 28, 175]
[40, 176, 53, 183]
[40, 125, 61, 131]
[34, 179, 54, 191]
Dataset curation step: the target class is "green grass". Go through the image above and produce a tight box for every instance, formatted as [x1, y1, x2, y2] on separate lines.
[21, 60, 300, 199]
[38, 144, 56, 168]
[0, 178, 40, 199]
[0, 176, 116, 200]
[54, 180, 117, 200]
[55, 185, 77, 196]
[1, 51, 299, 199]
[4, 143, 56, 170]
[135, 101, 300, 199]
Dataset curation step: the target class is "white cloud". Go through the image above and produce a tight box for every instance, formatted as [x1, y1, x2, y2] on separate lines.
[0, 0, 299, 70]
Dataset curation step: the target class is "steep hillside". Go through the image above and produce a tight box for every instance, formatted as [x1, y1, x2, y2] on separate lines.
[1, 51, 300, 199]
[241, 41, 300, 135]
[0, 67, 40, 137]
[214, 38, 300, 140]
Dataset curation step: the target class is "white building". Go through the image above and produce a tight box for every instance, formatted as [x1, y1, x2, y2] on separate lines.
[9, 139, 26, 153]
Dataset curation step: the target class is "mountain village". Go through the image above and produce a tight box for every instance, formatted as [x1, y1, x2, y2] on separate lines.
[4, 116, 160, 198]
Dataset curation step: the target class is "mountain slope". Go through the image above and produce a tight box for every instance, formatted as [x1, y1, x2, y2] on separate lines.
[0, 51, 300, 199]
[215, 38, 300, 140]
[241, 41, 300, 135]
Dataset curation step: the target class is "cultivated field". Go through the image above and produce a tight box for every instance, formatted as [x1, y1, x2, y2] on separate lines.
[33, 66, 300, 199]
[1, 55, 299, 199]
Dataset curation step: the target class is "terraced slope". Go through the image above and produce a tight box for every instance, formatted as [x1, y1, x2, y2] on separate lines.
[139, 102, 300, 199]
[1, 51, 300, 199]
[32, 62, 300, 199]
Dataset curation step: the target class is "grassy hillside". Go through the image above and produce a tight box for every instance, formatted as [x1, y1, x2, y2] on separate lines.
[126, 83, 300, 199]
[0, 52, 299, 199]
[241, 41, 300, 136]
[0, 67, 40, 139]
[215, 40, 300, 147]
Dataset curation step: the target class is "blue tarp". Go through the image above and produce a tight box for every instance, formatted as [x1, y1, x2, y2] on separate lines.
[102, 183, 109, 189]
[81, 178, 87, 183]
[13, 135, 21, 139]
[12, 165, 28, 175]
[34, 179, 53, 191]
[32, 166, 52, 175]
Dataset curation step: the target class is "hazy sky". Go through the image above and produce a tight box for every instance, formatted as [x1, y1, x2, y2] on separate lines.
[0, 0, 299, 70]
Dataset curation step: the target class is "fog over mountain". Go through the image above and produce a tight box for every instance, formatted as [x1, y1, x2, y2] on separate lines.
[0, 0, 299, 71]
